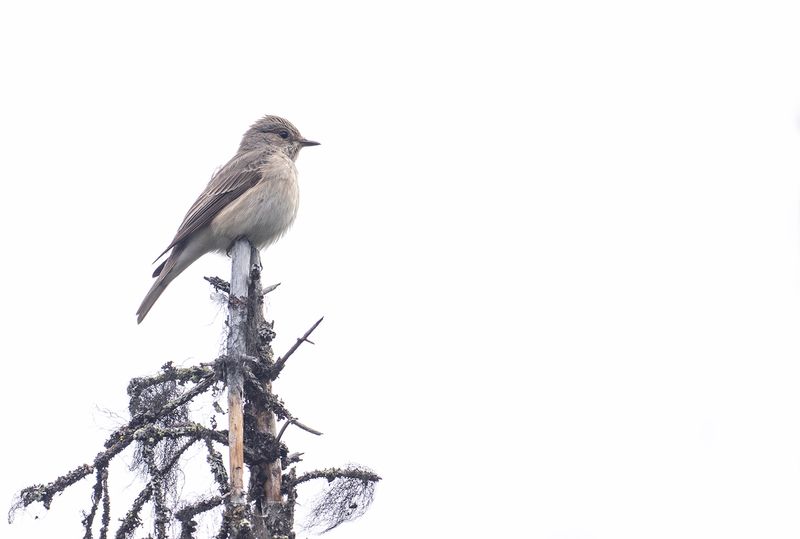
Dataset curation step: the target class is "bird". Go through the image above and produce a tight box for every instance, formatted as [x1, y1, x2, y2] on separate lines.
[136, 115, 319, 323]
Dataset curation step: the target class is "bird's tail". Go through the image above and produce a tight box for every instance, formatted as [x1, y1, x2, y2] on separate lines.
[136, 278, 168, 324]
[136, 247, 185, 323]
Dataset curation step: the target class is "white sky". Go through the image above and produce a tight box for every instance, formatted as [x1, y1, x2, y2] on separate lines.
[2, 1, 800, 538]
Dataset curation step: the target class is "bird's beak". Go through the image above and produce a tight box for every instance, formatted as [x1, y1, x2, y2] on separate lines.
[299, 139, 320, 147]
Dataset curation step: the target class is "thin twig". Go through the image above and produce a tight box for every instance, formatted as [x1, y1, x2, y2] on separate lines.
[270, 317, 324, 378]
[276, 419, 323, 443]
[275, 420, 293, 444]
[261, 282, 281, 295]
[292, 420, 323, 437]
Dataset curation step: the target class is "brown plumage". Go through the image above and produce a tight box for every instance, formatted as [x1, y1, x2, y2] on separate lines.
[136, 115, 319, 323]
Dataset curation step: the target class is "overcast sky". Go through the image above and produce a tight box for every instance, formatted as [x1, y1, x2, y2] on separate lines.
[2, 2, 800, 538]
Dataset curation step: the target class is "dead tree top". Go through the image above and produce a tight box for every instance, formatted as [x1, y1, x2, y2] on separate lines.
[10, 252, 380, 539]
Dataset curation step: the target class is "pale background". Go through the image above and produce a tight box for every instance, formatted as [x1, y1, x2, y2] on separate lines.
[2, 2, 800, 538]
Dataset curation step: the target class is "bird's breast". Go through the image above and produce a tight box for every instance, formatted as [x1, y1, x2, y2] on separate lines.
[209, 156, 299, 249]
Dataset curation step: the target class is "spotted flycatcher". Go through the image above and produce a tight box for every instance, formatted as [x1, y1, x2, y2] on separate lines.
[136, 115, 319, 323]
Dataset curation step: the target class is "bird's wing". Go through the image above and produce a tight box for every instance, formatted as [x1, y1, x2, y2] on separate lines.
[153, 150, 266, 263]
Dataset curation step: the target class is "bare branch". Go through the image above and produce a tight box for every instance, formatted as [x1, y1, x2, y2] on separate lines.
[261, 282, 281, 295]
[270, 317, 324, 378]
[275, 420, 292, 444]
[81, 467, 106, 539]
[14, 463, 95, 514]
[114, 484, 151, 539]
[276, 419, 323, 444]
[293, 467, 382, 487]
[99, 471, 110, 539]
[292, 420, 323, 437]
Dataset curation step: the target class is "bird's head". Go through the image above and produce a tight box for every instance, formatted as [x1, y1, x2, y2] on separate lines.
[239, 115, 319, 159]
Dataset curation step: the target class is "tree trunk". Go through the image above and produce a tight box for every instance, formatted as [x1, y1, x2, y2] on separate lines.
[226, 239, 251, 510]
[244, 246, 293, 538]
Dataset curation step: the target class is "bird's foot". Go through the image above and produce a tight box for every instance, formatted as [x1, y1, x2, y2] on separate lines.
[225, 236, 247, 257]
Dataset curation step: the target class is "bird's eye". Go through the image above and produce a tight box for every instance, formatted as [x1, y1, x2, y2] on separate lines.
[278, 130, 290, 139]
